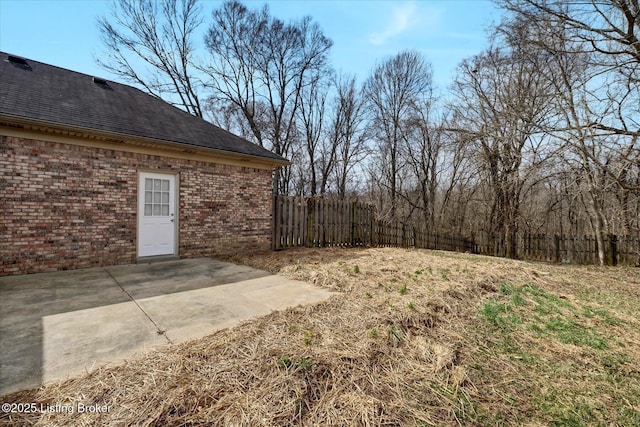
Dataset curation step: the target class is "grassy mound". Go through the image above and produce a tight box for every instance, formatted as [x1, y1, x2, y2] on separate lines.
[2, 248, 639, 426]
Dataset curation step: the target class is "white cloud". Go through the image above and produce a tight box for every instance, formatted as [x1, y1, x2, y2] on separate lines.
[368, 2, 418, 46]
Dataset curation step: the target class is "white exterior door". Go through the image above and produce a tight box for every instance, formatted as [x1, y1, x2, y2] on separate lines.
[138, 172, 176, 257]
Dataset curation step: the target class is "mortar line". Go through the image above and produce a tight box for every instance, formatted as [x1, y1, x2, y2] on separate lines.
[103, 267, 174, 345]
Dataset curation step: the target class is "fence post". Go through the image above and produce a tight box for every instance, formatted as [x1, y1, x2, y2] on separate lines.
[306, 198, 312, 247]
[293, 196, 299, 247]
[319, 198, 323, 247]
[401, 223, 406, 247]
[369, 210, 374, 246]
[412, 226, 417, 248]
[609, 234, 618, 266]
[272, 194, 280, 250]
[298, 197, 303, 247]
[350, 201, 356, 246]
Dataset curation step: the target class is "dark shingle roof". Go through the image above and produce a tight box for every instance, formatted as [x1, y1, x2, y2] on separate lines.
[0, 52, 287, 164]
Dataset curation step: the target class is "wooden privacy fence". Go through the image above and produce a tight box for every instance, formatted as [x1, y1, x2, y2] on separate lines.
[518, 233, 640, 266]
[470, 232, 640, 266]
[273, 195, 640, 266]
[272, 195, 475, 253]
[272, 195, 371, 248]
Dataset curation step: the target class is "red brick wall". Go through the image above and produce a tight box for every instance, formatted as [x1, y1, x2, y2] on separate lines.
[0, 135, 273, 275]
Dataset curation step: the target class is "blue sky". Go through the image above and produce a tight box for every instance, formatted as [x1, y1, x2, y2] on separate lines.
[0, 0, 500, 90]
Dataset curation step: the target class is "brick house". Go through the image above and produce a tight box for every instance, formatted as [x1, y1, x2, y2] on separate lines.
[0, 52, 288, 276]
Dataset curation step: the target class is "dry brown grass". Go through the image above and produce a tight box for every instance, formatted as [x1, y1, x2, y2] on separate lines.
[2, 247, 639, 426]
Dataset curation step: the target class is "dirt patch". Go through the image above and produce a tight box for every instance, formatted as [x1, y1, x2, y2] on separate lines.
[2, 247, 639, 426]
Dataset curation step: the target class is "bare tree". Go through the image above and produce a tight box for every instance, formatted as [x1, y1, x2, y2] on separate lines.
[499, 0, 640, 262]
[437, 115, 480, 236]
[550, 46, 614, 264]
[363, 51, 433, 219]
[297, 74, 334, 196]
[97, 0, 204, 117]
[400, 87, 441, 229]
[451, 24, 556, 258]
[500, 0, 639, 192]
[203, 0, 333, 194]
[329, 74, 369, 200]
[501, 0, 639, 75]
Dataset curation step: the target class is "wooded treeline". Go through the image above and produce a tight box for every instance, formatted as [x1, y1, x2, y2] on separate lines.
[98, 0, 640, 265]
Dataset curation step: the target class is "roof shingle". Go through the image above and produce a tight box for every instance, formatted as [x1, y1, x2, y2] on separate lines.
[0, 52, 287, 164]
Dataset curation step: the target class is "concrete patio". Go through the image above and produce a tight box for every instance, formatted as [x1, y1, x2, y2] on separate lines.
[0, 258, 334, 396]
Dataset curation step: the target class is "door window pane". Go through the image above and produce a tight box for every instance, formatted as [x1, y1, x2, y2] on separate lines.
[143, 177, 172, 216]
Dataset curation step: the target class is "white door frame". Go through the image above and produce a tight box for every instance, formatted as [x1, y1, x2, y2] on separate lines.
[137, 171, 178, 258]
